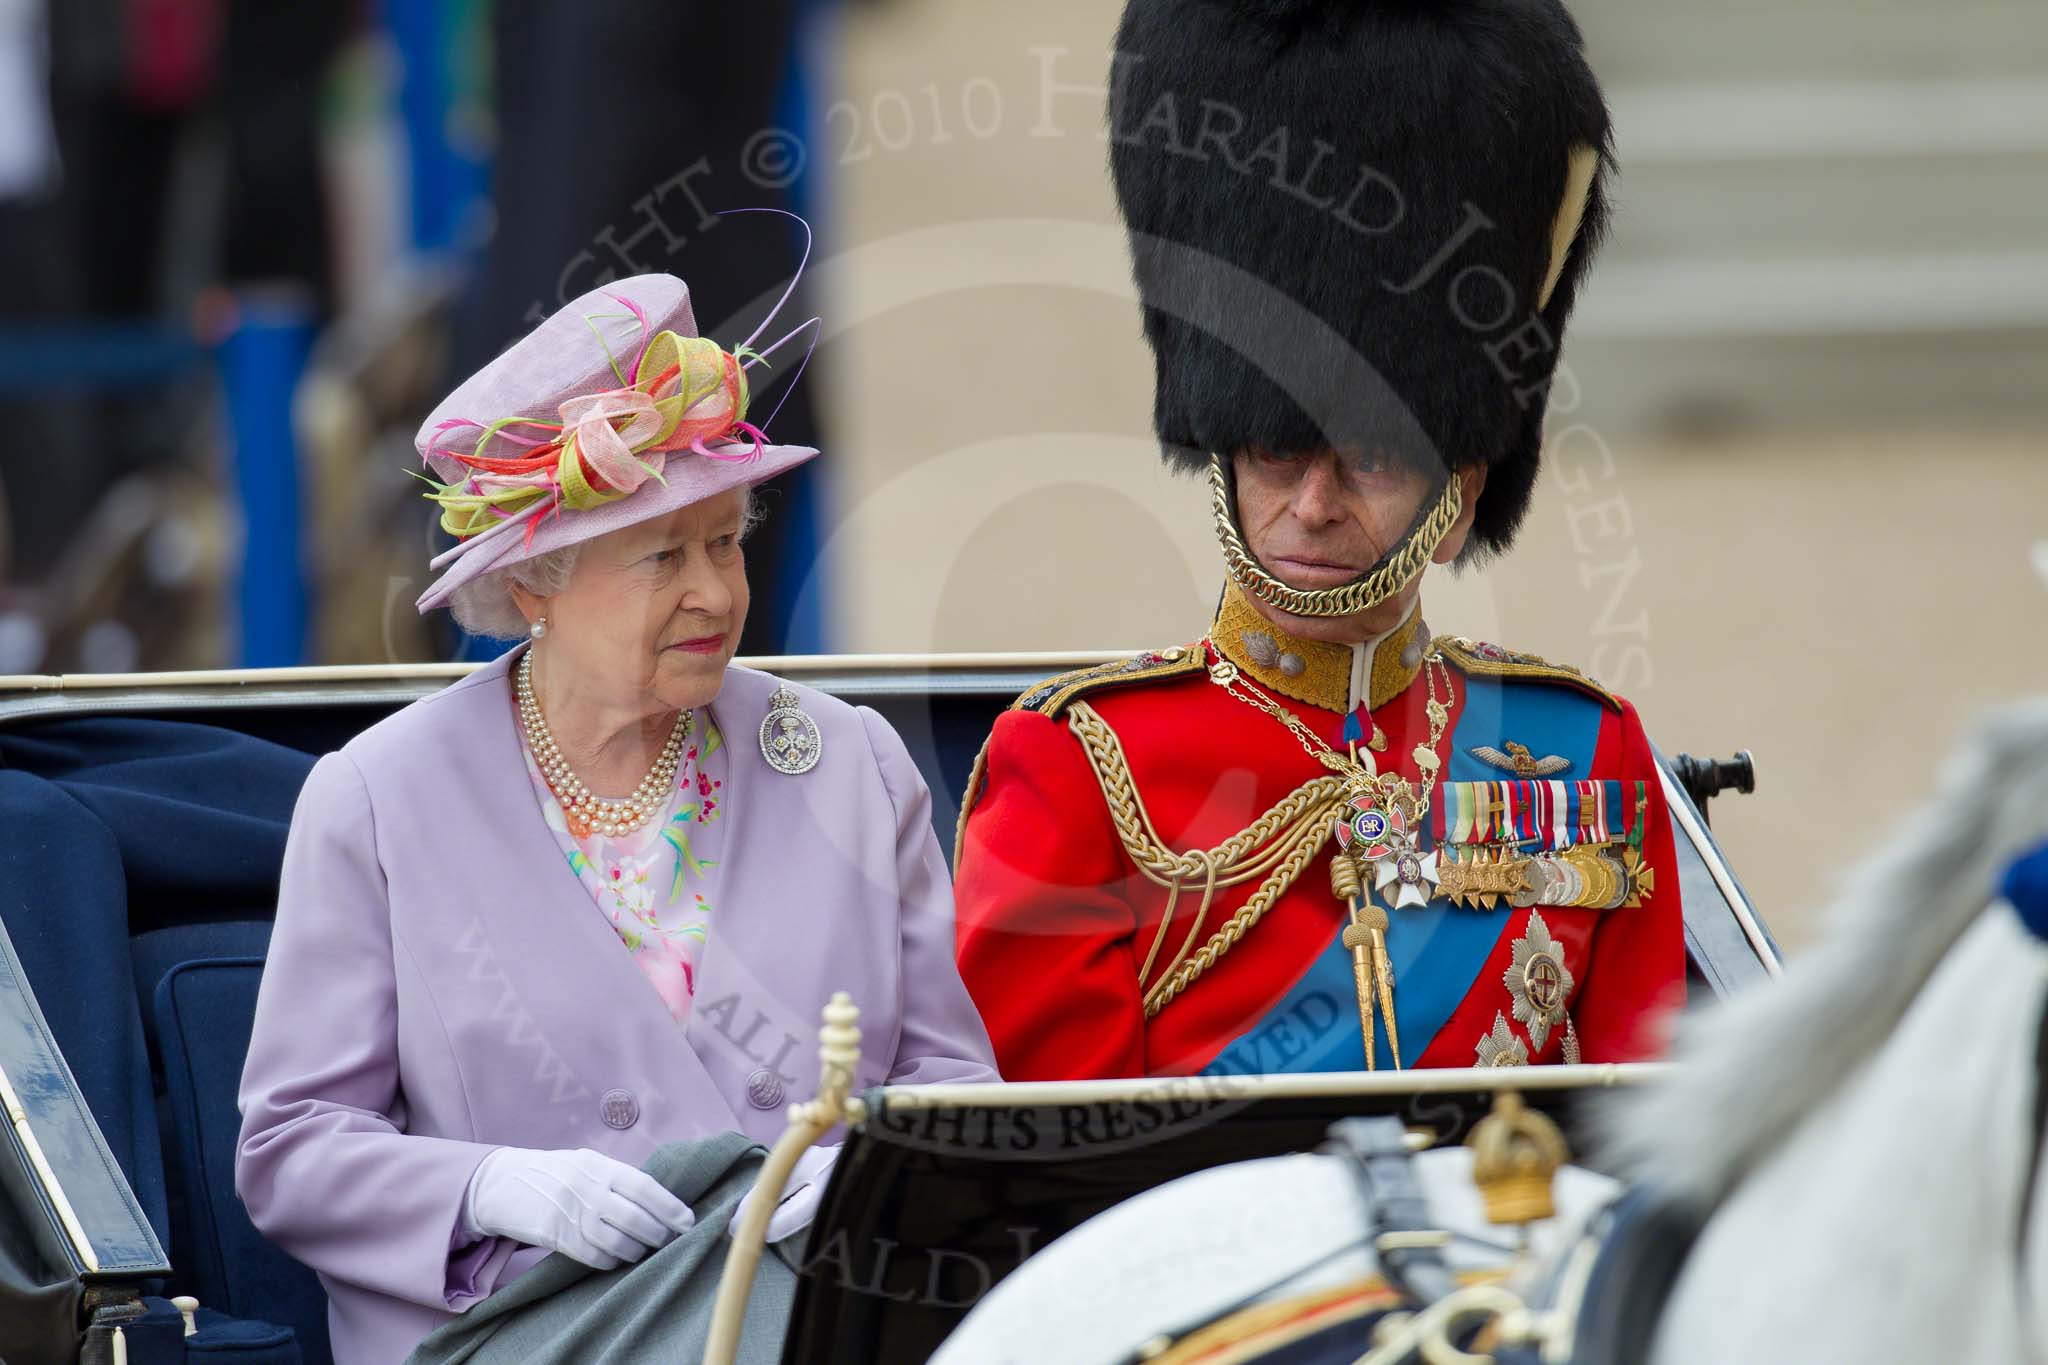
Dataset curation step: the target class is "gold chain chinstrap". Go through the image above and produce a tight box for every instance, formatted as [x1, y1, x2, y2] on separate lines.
[1209, 454, 1463, 619]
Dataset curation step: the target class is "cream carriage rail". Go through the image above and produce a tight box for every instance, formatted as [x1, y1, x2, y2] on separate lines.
[706, 993, 868, 1365]
[0, 650, 1140, 694]
[868, 1062, 1669, 1112]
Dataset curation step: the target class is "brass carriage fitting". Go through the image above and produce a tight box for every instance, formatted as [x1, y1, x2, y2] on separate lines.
[1467, 1092, 1569, 1227]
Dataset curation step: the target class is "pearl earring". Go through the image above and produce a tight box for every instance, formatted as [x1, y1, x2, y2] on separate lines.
[530, 616, 548, 641]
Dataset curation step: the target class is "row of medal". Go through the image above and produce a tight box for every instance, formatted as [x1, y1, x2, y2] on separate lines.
[1436, 843, 1650, 911]
[1335, 779, 1655, 913]
[1439, 779, 1654, 911]
[1432, 778, 1642, 849]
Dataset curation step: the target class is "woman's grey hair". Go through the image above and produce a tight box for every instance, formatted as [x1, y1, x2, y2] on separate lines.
[445, 486, 764, 641]
[446, 544, 583, 640]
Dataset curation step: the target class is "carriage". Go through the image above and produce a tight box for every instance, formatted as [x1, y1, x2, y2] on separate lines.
[0, 655, 1775, 1364]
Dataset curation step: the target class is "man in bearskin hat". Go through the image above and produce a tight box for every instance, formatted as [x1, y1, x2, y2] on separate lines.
[954, 0, 1686, 1077]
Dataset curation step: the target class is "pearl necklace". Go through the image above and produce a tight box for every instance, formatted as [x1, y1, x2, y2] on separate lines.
[517, 651, 690, 838]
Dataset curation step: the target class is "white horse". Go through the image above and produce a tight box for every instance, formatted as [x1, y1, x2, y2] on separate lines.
[937, 700, 2048, 1364]
[1608, 698, 2048, 1363]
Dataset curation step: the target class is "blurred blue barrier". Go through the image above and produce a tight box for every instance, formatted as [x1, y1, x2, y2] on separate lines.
[214, 303, 317, 668]
[771, 0, 830, 655]
[386, 0, 490, 257]
[0, 325, 203, 395]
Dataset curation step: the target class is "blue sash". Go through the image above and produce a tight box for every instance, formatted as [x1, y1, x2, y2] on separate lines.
[1203, 677, 1606, 1074]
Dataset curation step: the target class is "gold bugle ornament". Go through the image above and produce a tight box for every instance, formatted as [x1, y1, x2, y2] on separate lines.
[1338, 905, 1398, 1070]
[1332, 850, 1401, 1069]
[1331, 850, 1379, 1069]
[1369, 909, 1400, 1068]
[1341, 918, 1376, 1069]
[1330, 846, 1364, 904]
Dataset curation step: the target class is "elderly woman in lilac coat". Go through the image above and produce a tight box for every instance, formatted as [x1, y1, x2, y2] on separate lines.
[235, 274, 999, 1364]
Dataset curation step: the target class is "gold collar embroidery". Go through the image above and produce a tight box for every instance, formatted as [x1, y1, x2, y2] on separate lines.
[1211, 580, 1429, 714]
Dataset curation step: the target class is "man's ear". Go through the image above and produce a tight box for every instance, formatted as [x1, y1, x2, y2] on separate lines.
[1432, 464, 1490, 566]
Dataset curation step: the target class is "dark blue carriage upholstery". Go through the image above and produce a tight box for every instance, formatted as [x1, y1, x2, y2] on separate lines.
[155, 950, 330, 1363]
[0, 719, 323, 1360]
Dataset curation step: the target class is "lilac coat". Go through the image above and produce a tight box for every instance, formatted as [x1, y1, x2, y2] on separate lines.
[235, 650, 999, 1364]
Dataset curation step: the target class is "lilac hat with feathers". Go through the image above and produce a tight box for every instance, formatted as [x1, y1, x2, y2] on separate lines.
[413, 270, 818, 614]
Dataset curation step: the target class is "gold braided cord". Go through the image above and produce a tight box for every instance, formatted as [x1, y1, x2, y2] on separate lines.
[1139, 850, 1217, 989]
[1210, 454, 1463, 619]
[1144, 814, 1337, 1018]
[1064, 702, 1346, 1017]
[952, 733, 994, 871]
[1068, 703, 1336, 885]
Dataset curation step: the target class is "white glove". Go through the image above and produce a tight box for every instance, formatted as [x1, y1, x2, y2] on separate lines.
[464, 1147, 695, 1271]
[728, 1144, 838, 1244]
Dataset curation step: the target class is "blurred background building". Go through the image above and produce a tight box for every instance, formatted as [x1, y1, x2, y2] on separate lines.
[0, 0, 2041, 946]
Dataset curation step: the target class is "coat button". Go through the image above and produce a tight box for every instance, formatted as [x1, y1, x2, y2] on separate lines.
[745, 1068, 786, 1110]
[600, 1088, 640, 1129]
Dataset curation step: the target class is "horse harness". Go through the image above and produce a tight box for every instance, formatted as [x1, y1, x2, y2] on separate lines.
[1324, 982, 2048, 1365]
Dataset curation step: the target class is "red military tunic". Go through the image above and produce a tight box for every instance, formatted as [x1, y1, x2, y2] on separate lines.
[954, 583, 1686, 1080]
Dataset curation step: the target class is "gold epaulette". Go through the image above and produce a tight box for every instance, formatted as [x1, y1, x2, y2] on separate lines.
[962, 646, 1351, 1019]
[1435, 636, 1622, 713]
[954, 645, 1203, 867]
[1009, 644, 1205, 718]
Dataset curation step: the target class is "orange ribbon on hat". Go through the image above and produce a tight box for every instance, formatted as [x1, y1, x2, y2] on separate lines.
[419, 309, 763, 549]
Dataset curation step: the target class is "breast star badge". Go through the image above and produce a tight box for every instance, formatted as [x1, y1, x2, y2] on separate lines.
[1476, 1013, 1530, 1067]
[1505, 910, 1574, 1052]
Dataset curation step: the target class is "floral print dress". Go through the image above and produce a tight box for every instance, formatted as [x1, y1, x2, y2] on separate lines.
[519, 709, 726, 1024]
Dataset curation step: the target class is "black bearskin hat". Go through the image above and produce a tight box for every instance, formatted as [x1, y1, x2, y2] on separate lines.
[1110, 0, 1613, 554]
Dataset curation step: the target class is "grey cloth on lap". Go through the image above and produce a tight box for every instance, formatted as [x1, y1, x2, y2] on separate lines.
[405, 1132, 797, 1365]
